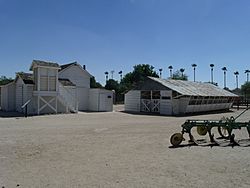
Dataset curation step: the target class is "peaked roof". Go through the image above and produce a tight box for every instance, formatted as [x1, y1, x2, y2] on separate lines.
[16, 72, 34, 84]
[30, 60, 60, 70]
[60, 62, 77, 71]
[59, 62, 93, 77]
[148, 77, 238, 97]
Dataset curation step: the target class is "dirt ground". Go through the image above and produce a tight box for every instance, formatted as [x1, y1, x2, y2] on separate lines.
[0, 105, 250, 188]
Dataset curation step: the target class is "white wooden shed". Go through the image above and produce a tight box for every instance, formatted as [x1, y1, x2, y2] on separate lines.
[15, 73, 35, 114]
[59, 62, 93, 111]
[88, 89, 113, 112]
[0, 60, 113, 115]
[0, 82, 16, 112]
[125, 77, 238, 115]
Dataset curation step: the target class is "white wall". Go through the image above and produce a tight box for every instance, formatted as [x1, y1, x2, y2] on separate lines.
[98, 90, 113, 112]
[59, 65, 91, 88]
[160, 90, 172, 115]
[88, 89, 99, 111]
[88, 89, 113, 112]
[1, 82, 16, 111]
[77, 87, 89, 111]
[125, 90, 141, 112]
[0, 87, 1, 109]
[178, 98, 190, 114]
[39, 68, 57, 91]
[186, 103, 233, 113]
[15, 77, 35, 114]
[1, 86, 8, 111]
[16, 78, 24, 112]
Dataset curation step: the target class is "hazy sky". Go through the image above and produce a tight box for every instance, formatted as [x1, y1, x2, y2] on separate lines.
[0, 0, 250, 88]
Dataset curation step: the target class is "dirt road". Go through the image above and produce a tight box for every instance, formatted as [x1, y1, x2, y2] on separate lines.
[0, 107, 250, 187]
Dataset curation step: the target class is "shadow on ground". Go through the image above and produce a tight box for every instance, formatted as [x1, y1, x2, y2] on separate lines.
[0, 111, 24, 118]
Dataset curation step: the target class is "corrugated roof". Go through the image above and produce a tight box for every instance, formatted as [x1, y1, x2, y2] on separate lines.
[58, 78, 75, 86]
[148, 77, 238, 97]
[17, 73, 34, 84]
[30, 60, 60, 70]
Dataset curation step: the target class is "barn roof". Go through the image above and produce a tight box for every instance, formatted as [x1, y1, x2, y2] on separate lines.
[17, 73, 34, 85]
[59, 61, 93, 77]
[148, 77, 237, 97]
[30, 60, 60, 70]
[60, 62, 77, 71]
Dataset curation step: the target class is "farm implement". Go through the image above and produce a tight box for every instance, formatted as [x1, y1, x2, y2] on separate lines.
[170, 108, 250, 147]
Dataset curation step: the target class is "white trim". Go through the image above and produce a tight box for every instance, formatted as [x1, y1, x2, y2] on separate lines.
[39, 97, 56, 112]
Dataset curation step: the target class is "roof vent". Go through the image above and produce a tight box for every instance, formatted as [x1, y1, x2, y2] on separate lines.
[83, 65, 86, 70]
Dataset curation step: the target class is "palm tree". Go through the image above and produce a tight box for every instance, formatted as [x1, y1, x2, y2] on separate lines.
[245, 69, 250, 82]
[159, 68, 163, 78]
[104, 71, 109, 82]
[210, 64, 214, 83]
[118, 71, 123, 81]
[110, 70, 115, 79]
[168, 66, 173, 78]
[222, 67, 227, 89]
[234, 71, 239, 89]
[191, 64, 197, 82]
[180, 68, 185, 78]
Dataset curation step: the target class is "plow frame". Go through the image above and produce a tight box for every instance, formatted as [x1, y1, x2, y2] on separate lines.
[170, 108, 250, 147]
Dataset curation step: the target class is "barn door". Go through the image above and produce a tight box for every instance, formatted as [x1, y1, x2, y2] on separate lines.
[140, 91, 160, 113]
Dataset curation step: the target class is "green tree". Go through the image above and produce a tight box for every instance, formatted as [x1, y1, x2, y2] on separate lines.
[105, 79, 120, 92]
[172, 70, 188, 80]
[120, 64, 159, 92]
[90, 77, 103, 88]
[241, 82, 250, 98]
[0, 76, 13, 85]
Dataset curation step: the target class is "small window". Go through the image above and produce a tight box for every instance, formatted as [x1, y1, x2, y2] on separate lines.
[141, 91, 151, 99]
[152, 91, 160, 99]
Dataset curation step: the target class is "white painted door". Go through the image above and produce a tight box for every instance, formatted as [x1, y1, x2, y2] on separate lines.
[99, 93, 113, 111]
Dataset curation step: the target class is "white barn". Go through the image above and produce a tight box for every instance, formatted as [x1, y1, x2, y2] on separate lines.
[0, 60, 113, 115]
[125, 77, 238, 115]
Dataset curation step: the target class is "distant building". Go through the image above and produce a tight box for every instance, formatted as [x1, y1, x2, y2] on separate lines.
[0, 60, 113, 115]
[125, 77, 238, 115]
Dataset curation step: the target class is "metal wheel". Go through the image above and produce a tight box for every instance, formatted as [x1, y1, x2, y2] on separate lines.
[218, 126, 229, 139]
[197, 126, 208, 136]
[170, 133, 183, 147]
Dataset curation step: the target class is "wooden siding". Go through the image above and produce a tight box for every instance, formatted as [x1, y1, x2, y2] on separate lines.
[1, 83, 16, 111]
[40, 76, 48, 91]
[125, 90, 141, 112]
[77, 87, 89, 111]
[16, 78, 24, 112]
[59, 65, 90, 88]
[0, 87, 1, 108]
[160, 90, 172, 115]
[88, 89, 113, 112]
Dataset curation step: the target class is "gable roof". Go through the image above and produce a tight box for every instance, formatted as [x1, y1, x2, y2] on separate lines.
[16, 73, 34, 85]
[60, 62, 77, 71]
[30, 60, 60, 70]
[148, 77, 238, 97]
[59, 62, 93, 77]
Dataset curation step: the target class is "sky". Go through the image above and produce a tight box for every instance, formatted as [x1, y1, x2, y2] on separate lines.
[0, 0, 250, 89]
